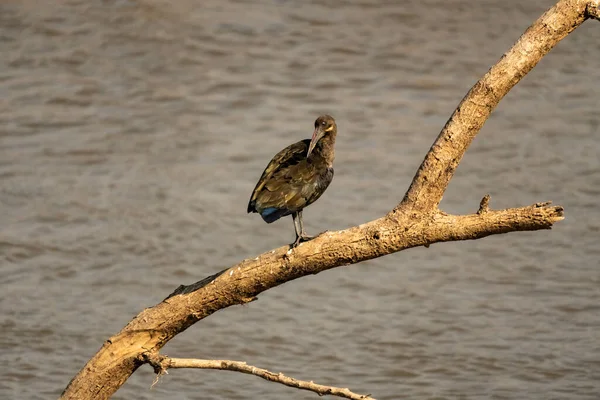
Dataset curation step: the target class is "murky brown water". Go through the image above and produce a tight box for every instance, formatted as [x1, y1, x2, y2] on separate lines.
[1, 0, 600, 399]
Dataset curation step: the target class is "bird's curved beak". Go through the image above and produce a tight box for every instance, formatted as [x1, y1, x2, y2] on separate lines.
[307, 127, 321, 158]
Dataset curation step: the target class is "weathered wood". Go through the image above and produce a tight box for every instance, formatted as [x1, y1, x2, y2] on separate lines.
[61, 1, 599, 398]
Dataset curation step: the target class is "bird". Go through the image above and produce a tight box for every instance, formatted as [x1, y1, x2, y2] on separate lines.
[248, 115, 337, 248]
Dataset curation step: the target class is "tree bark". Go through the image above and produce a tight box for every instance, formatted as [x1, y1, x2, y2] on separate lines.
[61, 1, 599, 399]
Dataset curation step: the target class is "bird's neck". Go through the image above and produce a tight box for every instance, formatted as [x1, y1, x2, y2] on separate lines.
[310, 131, 336, 167]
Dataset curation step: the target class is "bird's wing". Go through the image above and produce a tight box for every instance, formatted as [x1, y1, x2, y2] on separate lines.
[265, 157, 320, 204]
[257, 150, 330, 213]
[247, 139, 310, 213]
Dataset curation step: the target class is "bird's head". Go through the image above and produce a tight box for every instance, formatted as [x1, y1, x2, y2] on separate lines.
[307, 114, 336, 158]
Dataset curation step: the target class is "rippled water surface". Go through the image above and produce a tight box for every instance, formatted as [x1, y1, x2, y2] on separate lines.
[1, 1, 600, 399]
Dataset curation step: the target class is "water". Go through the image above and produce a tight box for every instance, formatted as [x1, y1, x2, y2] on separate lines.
[1, 0, 599, 399]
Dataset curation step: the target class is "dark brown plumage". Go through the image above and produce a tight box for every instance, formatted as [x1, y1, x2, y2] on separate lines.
[248, 115, 337, 247]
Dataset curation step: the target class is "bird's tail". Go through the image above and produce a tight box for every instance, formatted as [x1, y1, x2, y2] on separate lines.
[260, 207, 290, 223]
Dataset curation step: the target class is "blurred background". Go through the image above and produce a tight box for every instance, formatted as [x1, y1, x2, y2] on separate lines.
[1, 0, 599, 399]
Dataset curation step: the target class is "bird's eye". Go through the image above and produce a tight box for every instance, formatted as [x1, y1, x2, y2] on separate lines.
[321, 121, 326, 126]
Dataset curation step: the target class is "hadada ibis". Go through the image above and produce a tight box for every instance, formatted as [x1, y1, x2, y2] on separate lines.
[247, 115, 337, 247]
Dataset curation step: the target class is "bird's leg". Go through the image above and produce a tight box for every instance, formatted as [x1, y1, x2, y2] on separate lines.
[291, 212, 302, 248]
[291, 211, 315, 248]
[297, 210, 314, 241]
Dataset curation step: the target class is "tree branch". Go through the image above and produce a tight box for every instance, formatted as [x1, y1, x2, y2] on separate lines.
[61, 202, 563, 399]
[142, 353, 374, 400]
[61, 1, 598, 399]
[399, 0, 595, 212]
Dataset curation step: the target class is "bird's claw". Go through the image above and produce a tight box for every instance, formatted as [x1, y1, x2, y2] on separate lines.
[290, 234, 314, 248]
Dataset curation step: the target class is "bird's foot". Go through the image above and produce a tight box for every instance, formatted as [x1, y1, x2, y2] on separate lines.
[291, 233, 315, 248]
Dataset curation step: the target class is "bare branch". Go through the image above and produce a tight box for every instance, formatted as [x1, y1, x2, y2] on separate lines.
[62, 202, 563, 399]
[142, 353, 374, 400]
[399, 0, 591, 212]
[61, 1, 596, 399]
